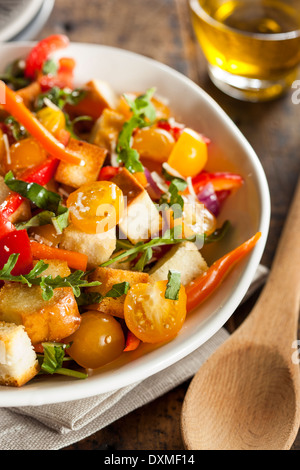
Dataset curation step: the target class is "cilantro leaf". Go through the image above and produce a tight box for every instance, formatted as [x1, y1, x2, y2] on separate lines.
[165, 270, 181, 301]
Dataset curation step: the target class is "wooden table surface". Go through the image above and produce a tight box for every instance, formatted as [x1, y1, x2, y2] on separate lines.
[37, 0, 300, 451]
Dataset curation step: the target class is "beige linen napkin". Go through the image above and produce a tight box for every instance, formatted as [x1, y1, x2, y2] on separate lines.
[0, 265, 268, 451]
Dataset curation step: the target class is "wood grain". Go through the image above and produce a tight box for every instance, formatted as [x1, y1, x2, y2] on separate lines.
[36, 0, 300, 450]
[181, 178, 300, 450]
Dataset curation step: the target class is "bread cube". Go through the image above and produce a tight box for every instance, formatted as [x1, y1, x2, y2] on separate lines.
[59, 224, 116, 269]
[34, 258, 71, 277]
[86, 267, 149, 318]
[112, 168, 161, 244]
[55, 138, 107, 188]
[0, 259, 81, 345]
[66, 80, 119, 120]
[90, 108, 126, 152]
[0, 321, 40, 387]
[149, 241, 208, 285]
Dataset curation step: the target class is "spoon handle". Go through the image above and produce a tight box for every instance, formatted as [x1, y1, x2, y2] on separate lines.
[243, 176, 300, 347]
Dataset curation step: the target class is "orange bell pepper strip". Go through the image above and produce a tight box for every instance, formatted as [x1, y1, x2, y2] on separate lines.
[186, 232, 262, 313]
[124, 330, 141, 352]
[30, 240, 88, 272]
[0, 82, 83, 166]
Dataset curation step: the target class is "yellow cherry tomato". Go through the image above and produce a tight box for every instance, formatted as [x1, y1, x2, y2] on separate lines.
[67, 181, 124, 234]
[167, 128, 208, 178]
[124, 280, 187, 344]
[65, 311, 125, 369]
[7, 137, 47, 174]
[36, 106, 66, 136]
[132, 127, 175, 163]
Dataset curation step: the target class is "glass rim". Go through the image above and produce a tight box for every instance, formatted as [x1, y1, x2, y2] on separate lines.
[189, 0, 300, 41]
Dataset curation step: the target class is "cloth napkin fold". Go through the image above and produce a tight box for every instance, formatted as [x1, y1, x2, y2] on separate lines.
[0, 265, 269, 451]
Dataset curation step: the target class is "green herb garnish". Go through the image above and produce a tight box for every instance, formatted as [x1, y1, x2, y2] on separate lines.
[0, 255, 101, 301]
[76, 281, 130, 308]
[116, 88, 157, 174]
[159, 178, 188, 219]
[38, 342, 88, 379]
[35, 86, 86, 111]
[4, 171, 69, 233]
[165, 270, 181, 301]
[0, 59, 30, 90]
[102, 227, 203, 271]
[42, 59, 59, 76]
[4, 116, 28, 141]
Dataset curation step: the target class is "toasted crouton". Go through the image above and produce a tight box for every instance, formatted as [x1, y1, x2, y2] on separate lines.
[55, 138, 107, 188]
[149, 241, 208, 285]
[0, 284, 81, 345]
[34, 258, 71, 277]
[112, 168, 161, 244]
[0, 322, 40, 387]
[0, 176, 31, 224]
[89, 109, 126, 152]
[0, 259, 80, 345]
[86, 267, 149, 318]
[66, 80, 119, 120]
[59, 224, 116, 269]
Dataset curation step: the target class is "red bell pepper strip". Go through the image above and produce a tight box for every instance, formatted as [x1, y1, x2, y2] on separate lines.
[0, 82, 83, 166]
[30, 240, 88, 272]
[0, 156, 60, 229]
[192, 171, 244, 194]
[98, 166, 121, 181]
[39, 57, 76, 91]
[20, 156, 60, 184]
[25, 35, 70, 79]
[0, 218, 15, 239]
[157, 120, 185, 141]
[0, 229, 33, 275]
[185, 232, 262, 313]
[124, 331, 141, 352]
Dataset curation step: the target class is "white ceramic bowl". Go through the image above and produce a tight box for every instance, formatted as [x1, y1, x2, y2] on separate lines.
[0, 43, 271, 406]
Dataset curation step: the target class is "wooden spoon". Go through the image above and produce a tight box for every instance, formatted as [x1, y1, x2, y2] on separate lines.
[181, 177, 300, 450]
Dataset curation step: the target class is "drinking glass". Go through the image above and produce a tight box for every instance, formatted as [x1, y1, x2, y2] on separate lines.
[189, 0, 300, 101]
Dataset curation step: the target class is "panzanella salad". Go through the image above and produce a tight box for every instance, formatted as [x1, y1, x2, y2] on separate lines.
[0, 35, 261, 387]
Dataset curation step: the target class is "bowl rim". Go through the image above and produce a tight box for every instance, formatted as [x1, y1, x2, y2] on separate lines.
[0, 42, 271, 406]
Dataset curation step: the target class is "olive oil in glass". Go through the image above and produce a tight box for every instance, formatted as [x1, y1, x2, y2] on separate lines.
[189, 0, 300, 101]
